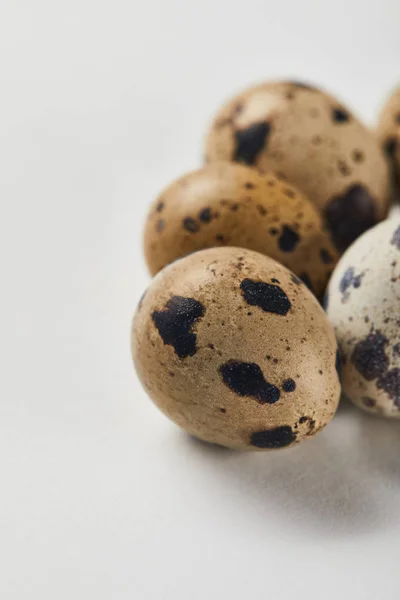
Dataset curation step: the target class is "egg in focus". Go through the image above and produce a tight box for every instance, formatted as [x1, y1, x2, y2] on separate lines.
[326, 218, 400, 417]
[132, 247, 341, 449]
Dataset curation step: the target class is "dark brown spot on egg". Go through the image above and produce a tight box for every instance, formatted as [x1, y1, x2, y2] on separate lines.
[332, 108, 350, 123]
[282, 378, 296, 392]
[324, 185, 377, 252]
[257, 205, 267, 215]
[377, 368, 400, 407]
[339, 266, 365, 300]
[199, 207, 212, 223]
[352, 149, 364, 163]
[219, 360, 280, 404]
[157, 219, 165, 232]
[308, 419, 316, 432]
[351, 330, 389, 381]
[156, 201, 165, 212]
[337, 160, 351, 176]
[183, 217, 199, 233]
[234, 122, 271, 165]
[290, 274, 302, 285]
[240, 278, 291, 315]
[225, 102, 244, 121]
[152, 296, 205, 358]
[278, 225, 300, 252]
[384, 137, 397, 158]
[362, 396, 376, 408]
[250, 426, 296, 448]
[320, 248, 334, 264]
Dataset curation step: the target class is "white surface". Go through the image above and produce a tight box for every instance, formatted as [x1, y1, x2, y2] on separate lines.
[1, 1, 400, 598]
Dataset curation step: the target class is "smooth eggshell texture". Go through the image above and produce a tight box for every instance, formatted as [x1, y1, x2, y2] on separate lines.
[377, 86, 400, 198]
[144, 163, 338, 298]
[326, 218, 400, 417]
[132, 247, 341, 450]
[205, 81, 390, 252]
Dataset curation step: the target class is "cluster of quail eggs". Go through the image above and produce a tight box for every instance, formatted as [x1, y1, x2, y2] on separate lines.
[132, 80, 400, 450]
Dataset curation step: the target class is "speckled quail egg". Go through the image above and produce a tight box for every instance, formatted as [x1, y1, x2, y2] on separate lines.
[377, 86, 400, 199]
[144, 163, 338, 298]
[205, 81, 390, 252]
[132, 247, 341, 450]
[326, 218, 400, 417]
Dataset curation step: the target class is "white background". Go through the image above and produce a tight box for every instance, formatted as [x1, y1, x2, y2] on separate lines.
[1, 1, 400, 598]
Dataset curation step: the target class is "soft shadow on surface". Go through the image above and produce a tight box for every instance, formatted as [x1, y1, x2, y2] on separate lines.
[184, 402, 400, 539]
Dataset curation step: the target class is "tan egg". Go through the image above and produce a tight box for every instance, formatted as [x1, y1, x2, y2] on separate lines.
[376, 86, 400, 198]
[326, 218, 400, 418]
[205, 81, 390, 252]
[144, 163, 338, 298]
[132, 247, 341, 450]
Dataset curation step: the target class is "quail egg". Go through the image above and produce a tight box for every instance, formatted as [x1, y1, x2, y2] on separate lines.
[132, 247, 341, 449]
[144, 163, 338, 297]
[326, 218, 400, 417]
[205, 81, 390, 252]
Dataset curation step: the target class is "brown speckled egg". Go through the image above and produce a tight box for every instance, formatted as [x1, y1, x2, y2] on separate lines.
[132, 247, 341, 450]
[144, 163, 338, 298]
[205, 81, 390, 252]
[377, 87, 400, 199]
[326, 218, 400, 418]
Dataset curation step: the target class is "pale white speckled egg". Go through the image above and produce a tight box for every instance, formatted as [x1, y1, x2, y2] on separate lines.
[326, 218, 400, 417]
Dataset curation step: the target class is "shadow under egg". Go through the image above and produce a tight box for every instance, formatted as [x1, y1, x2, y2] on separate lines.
[182, 403, 400, 539]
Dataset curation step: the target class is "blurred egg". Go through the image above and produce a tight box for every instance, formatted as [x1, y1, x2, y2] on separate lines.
[144, 162, 338, 297]
[205, 80, 390, 252]
[377, 86, 400, 199]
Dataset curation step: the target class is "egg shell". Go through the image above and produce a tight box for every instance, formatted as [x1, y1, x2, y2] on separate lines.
[132, 247, 341, 450]
[376, 86, 400, 198]
[205, 81, 390, 252]
[326, 218, 400, 417]
[144, 163, 338, 298]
